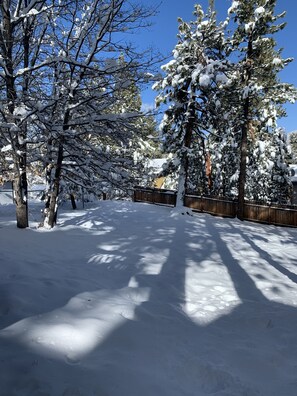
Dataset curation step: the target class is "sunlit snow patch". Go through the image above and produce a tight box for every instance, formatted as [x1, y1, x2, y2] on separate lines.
[0, 287, 150, 364]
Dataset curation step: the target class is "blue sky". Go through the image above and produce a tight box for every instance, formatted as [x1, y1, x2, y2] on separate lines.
[137, 0, 297, 133]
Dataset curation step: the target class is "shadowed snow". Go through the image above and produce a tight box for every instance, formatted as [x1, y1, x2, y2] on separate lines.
[0, 200, 297, 396]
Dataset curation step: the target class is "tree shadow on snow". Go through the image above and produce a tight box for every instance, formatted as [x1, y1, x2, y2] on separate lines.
[0, 203, 297, 396]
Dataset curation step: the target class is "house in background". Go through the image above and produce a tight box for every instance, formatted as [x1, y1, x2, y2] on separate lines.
[147, 158, 168, 188]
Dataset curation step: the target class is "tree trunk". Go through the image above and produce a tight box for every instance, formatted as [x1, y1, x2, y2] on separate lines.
[175, 152, 189, 209]
[176, 124, 192, 209]
[43, 141, 64, 228]
[70, 194, 77, 209]
[13, 170, 28, 228]
[237, 99, 249, 220]
[13, 134, 29, 228]
[175, 96, 195, 209]
[237, 39, 253, 221]
[16, 203, 28, 228]
[1, 3, 29, 228]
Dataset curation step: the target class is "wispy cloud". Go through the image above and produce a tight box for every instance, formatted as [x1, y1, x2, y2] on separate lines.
[141, 102, 155, 112]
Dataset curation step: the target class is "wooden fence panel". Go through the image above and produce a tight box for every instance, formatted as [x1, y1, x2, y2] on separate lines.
[134, 188, 153, 204]
[134, 187, 297, 227]
[184, 195, 203, 211]
[244, 203, 270, 224]
[204, 197, 217, 215]
[185, 195, 237, 218]
[257, 206, 270, 223]
[273, 207, 297, 227]
[243, 203, 297, 227]
[134, 187, 176, 207]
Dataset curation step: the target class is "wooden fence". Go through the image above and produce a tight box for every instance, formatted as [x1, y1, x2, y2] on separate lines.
[133, 187, 297, 228]
[134, 187, 177, 207]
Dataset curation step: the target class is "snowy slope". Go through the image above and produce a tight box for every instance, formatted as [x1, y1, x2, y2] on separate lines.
[0, 200, 297, 396]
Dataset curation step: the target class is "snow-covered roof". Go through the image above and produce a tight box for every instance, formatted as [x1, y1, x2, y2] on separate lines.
[148, 158, 167, 171]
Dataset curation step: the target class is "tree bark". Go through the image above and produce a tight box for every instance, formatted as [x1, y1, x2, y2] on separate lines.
[70, 194, 77, 209]
[237, 39, 253, 221]
[45, 141, 64, 228]
[175, 114, 193, 209]
[237, 98, 249, 220]
[43, 108, 70, 228]
[13, 172, 29, 229]
[1, 2, 30, 228]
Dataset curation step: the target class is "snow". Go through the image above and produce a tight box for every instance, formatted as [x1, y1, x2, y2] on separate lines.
[1, 199, 297, 396]
[245, 22, 255, 33]
[258, 140, 266, 154]
[215, 72, 229, 85]
[199, 74, 211, 88]
[148, 158, 167, 172]
[254, 7, 265, 20]
[0, 144, 12, 152]
[272, 57, 282, 66]
[289, 164, 297, 182]
[228, 1, 239, 15]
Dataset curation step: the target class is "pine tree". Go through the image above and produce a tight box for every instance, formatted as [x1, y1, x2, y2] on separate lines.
[207, 127, 240, 198]
[269, 128, 292, 203]
[288, 131, 297, 162]
[228, 0, 297, 216]
[154, 5, 228, 208]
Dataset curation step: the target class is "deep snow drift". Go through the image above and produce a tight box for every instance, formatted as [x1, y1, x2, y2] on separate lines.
[0, 199, 297, 396]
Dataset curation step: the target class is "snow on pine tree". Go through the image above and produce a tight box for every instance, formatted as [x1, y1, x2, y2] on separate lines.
[245, 127, 292, 204]
[227, 0, 297, 216]
[110, 56, 161, 185]
[268, 128, 292, 203]
[244, 128, 288, 203]
[288, 131, 297, 162]
[206, 62, 245, 198]
[245, 129, 271, 203]
[207, 127, 240, 198]
[153, 4, 229, 209]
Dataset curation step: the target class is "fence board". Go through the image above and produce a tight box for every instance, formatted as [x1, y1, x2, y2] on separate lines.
[134, 187, 176, 207]
[185, 195, 237, 218]
[244, 203, 271, 224]
[134, 187, 297, 228]
[184, 195, 203, 211]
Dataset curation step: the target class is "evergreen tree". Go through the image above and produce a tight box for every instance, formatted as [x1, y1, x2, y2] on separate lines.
[154, 5, 228, 208]
[207, 127, 240, 198]
[153, 1, 296, 211]
[288, 131, 297, 162]
[269, 128, 292, 203]
[228, 0, 297, 216]
[245, 127, 291, 203]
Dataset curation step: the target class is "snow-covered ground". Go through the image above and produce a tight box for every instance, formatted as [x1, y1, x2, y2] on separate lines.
[1, 198, 297, 396]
